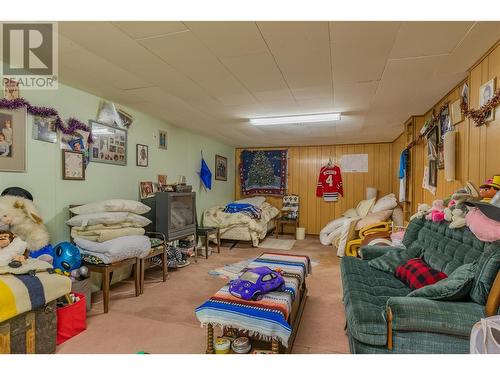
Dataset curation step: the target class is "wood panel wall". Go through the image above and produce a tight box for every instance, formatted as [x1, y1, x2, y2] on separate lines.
[391, 40, 500, 212]
[235, 143, 394, 235]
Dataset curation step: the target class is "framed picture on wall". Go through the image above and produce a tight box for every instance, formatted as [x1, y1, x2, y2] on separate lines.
[449, 99, 464, 125]
[0, 106, 27, 172]
[139, 181, 154, 199]
[32, 116, 57, 143]
[136, 144, 148, 167]
[215, 155, 227, 181]
[158, 130, 168, 150]
[62, 150, 85, 180]
[479, 78, 496, 123]
[89, 120, 127, 166]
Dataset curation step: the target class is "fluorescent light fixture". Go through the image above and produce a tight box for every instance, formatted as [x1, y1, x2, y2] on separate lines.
[250, 112, 341, 126]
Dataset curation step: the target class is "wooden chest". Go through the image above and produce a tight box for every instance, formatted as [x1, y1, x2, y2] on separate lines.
[0, 301, 57, 354]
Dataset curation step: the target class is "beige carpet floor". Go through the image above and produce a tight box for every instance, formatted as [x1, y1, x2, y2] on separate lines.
[56, 235, 349, 354]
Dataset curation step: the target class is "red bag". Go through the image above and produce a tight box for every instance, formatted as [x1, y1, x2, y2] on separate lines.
[56, 292, 87, 345]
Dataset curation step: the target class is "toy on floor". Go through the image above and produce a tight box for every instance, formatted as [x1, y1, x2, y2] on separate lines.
[0, 230, 27, 267]
[229, 266, 285, 301]
[53, 242, 81, 275]
[0, 193, 50, 251]
[479, 175, 500, 203]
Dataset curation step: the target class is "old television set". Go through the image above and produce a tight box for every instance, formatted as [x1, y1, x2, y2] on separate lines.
[141, 192, 196, 241]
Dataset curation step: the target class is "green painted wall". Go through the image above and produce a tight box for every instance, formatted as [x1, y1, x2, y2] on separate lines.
[0, 83, 235, 244]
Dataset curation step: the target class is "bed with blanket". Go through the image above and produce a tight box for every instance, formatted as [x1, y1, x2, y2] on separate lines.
[202, 197, 280, 246]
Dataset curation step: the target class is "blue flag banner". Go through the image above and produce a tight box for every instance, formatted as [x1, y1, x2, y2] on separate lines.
[199, 157, 212, 190]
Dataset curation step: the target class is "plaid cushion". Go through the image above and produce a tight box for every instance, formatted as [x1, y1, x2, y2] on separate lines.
[395, 258, 447, 290]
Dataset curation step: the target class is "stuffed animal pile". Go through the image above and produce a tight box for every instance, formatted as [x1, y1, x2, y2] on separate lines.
[412, 182, 481, 229]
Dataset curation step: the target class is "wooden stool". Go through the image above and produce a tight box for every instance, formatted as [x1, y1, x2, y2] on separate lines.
[139, 245, 168, 294]
[196, 227, 220, 259]
[84, 258, 140, 313]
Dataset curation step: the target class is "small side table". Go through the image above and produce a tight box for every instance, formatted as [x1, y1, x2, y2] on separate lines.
[275, 216, 299, 238]
[139, 245, 168, 294]
[84, 258, 140, 313]
[196, 227, 220, 259]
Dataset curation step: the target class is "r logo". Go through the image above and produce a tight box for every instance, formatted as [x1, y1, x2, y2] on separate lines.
[2, 23, 53, 75]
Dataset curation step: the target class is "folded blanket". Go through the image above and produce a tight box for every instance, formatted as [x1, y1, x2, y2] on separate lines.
[75, 235, 151, 263]
[224, 203, 262, 220]
[71, 222, 144, 231]
[71, 227, 145, 242]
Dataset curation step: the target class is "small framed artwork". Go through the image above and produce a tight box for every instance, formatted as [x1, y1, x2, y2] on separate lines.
[479, 77, 496, 123]
[215, 155, 228, 181]
[89, 120, 127, 166]
[157, 174, 167, 187]
[118, 109, 134, 128]
[62, 150, 85, 180]
[0, 106, 27, 172]
[449, 99, 464, 125]
[33, 116, 57, 143]
[4, 79, 19, 100]
[158, 130, 168, 150]
[139, 181, 154, 199]
[136, 144, 148, 167]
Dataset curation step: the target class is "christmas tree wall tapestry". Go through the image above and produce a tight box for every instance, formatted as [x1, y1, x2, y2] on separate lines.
[240, 149, 288, 196]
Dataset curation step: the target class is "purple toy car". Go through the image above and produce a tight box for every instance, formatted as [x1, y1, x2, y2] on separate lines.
[229, 266, 285, 301]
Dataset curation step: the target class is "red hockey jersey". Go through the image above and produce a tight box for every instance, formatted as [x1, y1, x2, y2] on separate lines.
[316, 165, 343, 202]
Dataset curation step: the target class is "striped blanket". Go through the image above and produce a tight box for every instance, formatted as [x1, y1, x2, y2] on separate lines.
[195, 252, 311, 347]
[0, 272, 71, 323]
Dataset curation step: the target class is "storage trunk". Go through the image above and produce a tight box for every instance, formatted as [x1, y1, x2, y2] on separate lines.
[0, 301, 57, 354]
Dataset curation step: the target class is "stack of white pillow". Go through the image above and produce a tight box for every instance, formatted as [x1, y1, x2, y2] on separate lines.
[66, 199, 153, 263]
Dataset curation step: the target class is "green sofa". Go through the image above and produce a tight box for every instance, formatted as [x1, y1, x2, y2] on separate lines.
[340, 218, 500, 354]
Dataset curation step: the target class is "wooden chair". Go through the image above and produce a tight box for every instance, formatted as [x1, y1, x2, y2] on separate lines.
[275, 194, 299, 238]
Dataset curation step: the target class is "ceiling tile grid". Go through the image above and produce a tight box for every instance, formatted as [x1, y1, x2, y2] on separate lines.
[56, 21, 500, 147]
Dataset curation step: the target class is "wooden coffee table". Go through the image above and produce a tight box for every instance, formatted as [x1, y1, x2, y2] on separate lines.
[196, 252, 311, 354]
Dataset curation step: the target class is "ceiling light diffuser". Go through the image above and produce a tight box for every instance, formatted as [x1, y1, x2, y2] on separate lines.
[250, 112, 341, 126]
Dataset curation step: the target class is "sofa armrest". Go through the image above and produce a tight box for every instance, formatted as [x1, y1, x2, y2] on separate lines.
[359, 245, 397, 260]
[386, 297, 486, 338]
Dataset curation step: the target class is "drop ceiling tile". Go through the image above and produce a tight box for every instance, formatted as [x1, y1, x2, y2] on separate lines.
[220, 52, 293, 101]
[138, 30, 256, 106]
[436, 22, 500, 75]
[330, 21, 400, 84]
[184, 21, 268, 57]
[389, 21, 474, 59]
[257, 22, 333, 90]
[112, 21, 188, 39]
[333, 82, 378, 111]
[381, 54, 448, 83]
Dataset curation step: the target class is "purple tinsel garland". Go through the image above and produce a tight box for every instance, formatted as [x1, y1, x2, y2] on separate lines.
[0, 97, 93, 143]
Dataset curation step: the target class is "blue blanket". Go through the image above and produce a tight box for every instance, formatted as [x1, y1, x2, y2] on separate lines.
[224, 203, 262, 220]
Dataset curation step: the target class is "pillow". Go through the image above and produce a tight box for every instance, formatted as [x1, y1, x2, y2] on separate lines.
[466, 207, 500, 242]
[407, 262, 477, 300]
[368, 246, 422, 273]
[356, 197, 376, 218]
[70, 199, 151, 215]
[355, 209, 392, 230]
[342, 208, 359, 218]
[234, 196, 266, 207]
[66, 212, 151, 228]
[372, 193, 398, 213]
[395, 258, 447, 290]
[75, 235, 152, 260]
